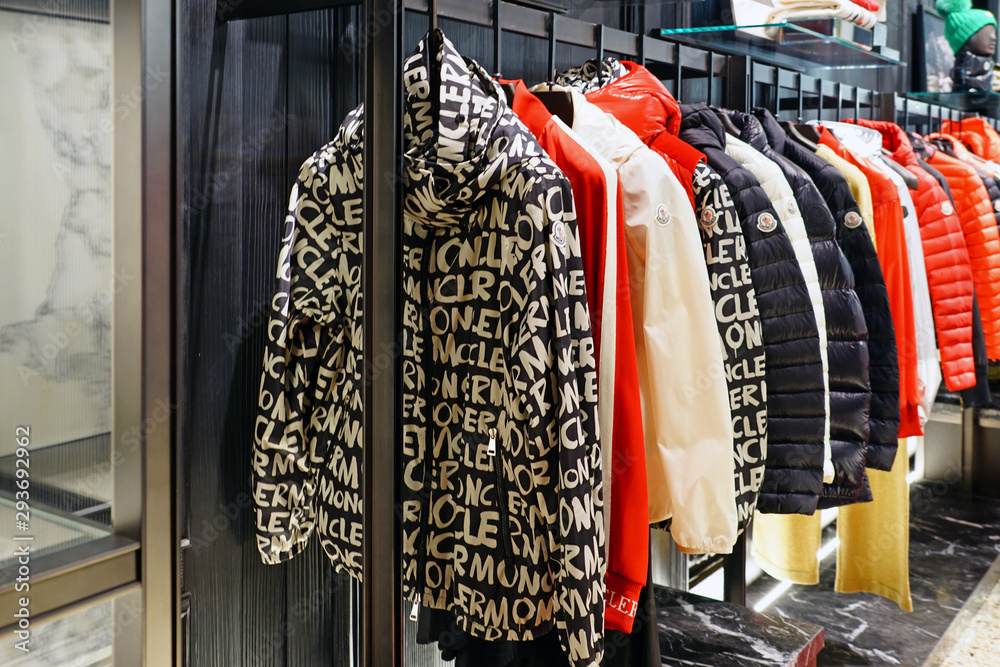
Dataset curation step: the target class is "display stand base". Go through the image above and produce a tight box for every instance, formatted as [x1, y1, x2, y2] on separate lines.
[655, 586, 825, 666]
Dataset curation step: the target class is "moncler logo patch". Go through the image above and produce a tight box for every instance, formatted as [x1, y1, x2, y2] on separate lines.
[551, 220, 567, 247]
[942, 201, 954, 216]
[845, 211, 863, 229]
[757, 212, 777, 233]
[786, 200, 797, 216]
[993, 199, 1000, 213]
[656, 205, 671, 226]
[700, 206, 717, 232]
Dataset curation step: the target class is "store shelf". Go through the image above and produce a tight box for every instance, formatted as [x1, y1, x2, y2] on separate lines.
[905, 91, 1000, 114]
[660, 18, 902, 71]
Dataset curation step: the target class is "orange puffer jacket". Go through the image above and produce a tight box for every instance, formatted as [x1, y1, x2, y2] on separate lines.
[850, 120, 976, 391]
[942, 117, 1000, 163]
[923, 136, 1000, 359]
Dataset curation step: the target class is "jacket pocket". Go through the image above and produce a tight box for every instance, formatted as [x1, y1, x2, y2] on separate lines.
[488, 426, 514, 563]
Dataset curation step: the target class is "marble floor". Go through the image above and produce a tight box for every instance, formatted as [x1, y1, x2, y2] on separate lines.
[746, 483, 1000, 666]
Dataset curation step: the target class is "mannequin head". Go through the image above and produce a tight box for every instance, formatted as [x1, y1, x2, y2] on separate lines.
[964, 23, 998, 56]
[937, 0, 998, 55]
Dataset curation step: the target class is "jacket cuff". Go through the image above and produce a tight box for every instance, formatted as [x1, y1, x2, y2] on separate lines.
[604, 571, 644, 633]
[675, 537, 735, 556]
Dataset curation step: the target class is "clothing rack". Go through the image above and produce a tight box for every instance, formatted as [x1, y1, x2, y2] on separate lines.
[219, 0, 999, 664]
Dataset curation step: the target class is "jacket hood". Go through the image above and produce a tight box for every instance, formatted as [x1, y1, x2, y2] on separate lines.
[679, 102, 728, 151]
[942, 116, 1000, 162]
[926, 132, 976, 161]
[847, 119, 919, 168]
[909, 132, 937, 159]
[402, 30, 509, 228]
[718, 108, 770, 153]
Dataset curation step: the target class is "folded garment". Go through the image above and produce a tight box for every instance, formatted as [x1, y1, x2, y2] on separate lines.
[766, 0, 879, 29]
[852, 0, 880, 12]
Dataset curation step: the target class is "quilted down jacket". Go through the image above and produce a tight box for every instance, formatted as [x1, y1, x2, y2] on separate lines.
[724, 109, 872, 503]
[679, 104, 827, 515]
[720, 133, 833, 478]
[921, 135, 1000, 359]
[942, 116, 1000, 162]
[819, 126, 914, 464]
[553, 58, 704, 209]
[850, 120, 976, 392]
[755, 110, 899, 483]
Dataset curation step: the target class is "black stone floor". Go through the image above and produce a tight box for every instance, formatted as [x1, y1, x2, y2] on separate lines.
[746, 483, 1000, 666]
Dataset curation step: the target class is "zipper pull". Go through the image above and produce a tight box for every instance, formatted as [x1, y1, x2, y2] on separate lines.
[409, 594, 421, 622]
[487, 428, 498, 456]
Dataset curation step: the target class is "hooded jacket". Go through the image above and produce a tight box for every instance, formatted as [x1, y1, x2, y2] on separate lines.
[554, 58, 704, 210]
[921, 134, 1000, 359]
[849, 120, 976, 392]
[566, 90, 738, 555]
[818, 127, 917, 462]
[721, 134, 834, 479]
[507, 79, 648, 634]
[680, 104, 826, 516]
[726, 110, 872, 502]
[253, 31, 605, 665]
[941, 116, 1000, 162]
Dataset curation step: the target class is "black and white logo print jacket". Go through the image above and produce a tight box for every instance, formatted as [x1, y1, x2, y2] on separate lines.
[252, 29, 605, 666]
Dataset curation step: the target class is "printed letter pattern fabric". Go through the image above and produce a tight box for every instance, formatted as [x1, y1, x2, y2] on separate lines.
[254, 31, 605, 667]
[692, 162, 768, 533]
[570, 92, 738, 555]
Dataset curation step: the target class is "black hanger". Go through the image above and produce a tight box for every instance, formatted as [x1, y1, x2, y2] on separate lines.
[714, 110, 742, 138]
[780, 120, 819, 151]
[500, 81, 517, 106]
[880, 151, 919, 190]
[533, 88, 575, 127]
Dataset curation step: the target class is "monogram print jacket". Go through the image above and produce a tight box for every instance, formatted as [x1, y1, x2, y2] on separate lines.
[253, 30, 605, 666]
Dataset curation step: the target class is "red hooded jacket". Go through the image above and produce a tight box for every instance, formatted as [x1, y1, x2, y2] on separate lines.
[849, 119, 977, 391]
[819, 127, 922, 439]
[505, 80, 649, 633]
[578, 61, 705, 210]
[921, 135, 1000, 359]
[942, 117, 1000, 163]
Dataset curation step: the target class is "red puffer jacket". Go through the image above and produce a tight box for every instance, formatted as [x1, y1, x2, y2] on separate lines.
[923, 136, 1000, 359]
[849, 119, 976, 391]
[942, 117, 1000, 163]
[577, 60, 705, 210]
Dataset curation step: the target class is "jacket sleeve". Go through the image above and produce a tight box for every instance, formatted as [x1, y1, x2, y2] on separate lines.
[514, 175, 605, 667]
[621, 151, 737, 554]
[252, 150, 345, 565]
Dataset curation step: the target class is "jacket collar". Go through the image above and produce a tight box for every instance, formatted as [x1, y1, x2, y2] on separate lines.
[402, 29, 507, 228]
[819, 121, 883, 159]
[679, 102, 728, 152]
[847, 119, 920, 168]
[718, 108, 770, 153]
[553, 57, 628, 93]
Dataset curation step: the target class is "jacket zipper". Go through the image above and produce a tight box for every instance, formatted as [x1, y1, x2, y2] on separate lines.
[490, 427, 514, 563]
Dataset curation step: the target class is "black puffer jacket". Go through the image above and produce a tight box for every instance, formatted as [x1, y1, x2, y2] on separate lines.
[723, 109, 873, 503]
[755, 110, 898, 495]
[680, 104, 826, 515]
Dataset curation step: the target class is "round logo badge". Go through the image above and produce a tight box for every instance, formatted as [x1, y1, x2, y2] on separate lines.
[757, 212, 777, 233]
[787, 200, 797, 216]
[700, 206, 718, 232]
[551, 220, 567, 248]
[993, 199, 1000, 213]
[845, 211, 863, 229]
[942, 201, 954, 216]
[656, 205, 671, 226]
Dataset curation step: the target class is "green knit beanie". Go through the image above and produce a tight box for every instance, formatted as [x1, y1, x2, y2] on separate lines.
[937, 0, 997, 54]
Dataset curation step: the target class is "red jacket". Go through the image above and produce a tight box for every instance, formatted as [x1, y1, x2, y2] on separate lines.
[819, 128, 922, 439]
[507, 80, 649, 633]
[942, 117, 1000, 163]
[849, 120, 976, 391]
[579, 60, 705, 210]
[922, 135, 1000, 359]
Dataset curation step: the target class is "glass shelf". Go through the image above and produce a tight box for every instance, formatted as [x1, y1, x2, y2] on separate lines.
[659, 19, 903, 71]
[905, 91, 1000, 114]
